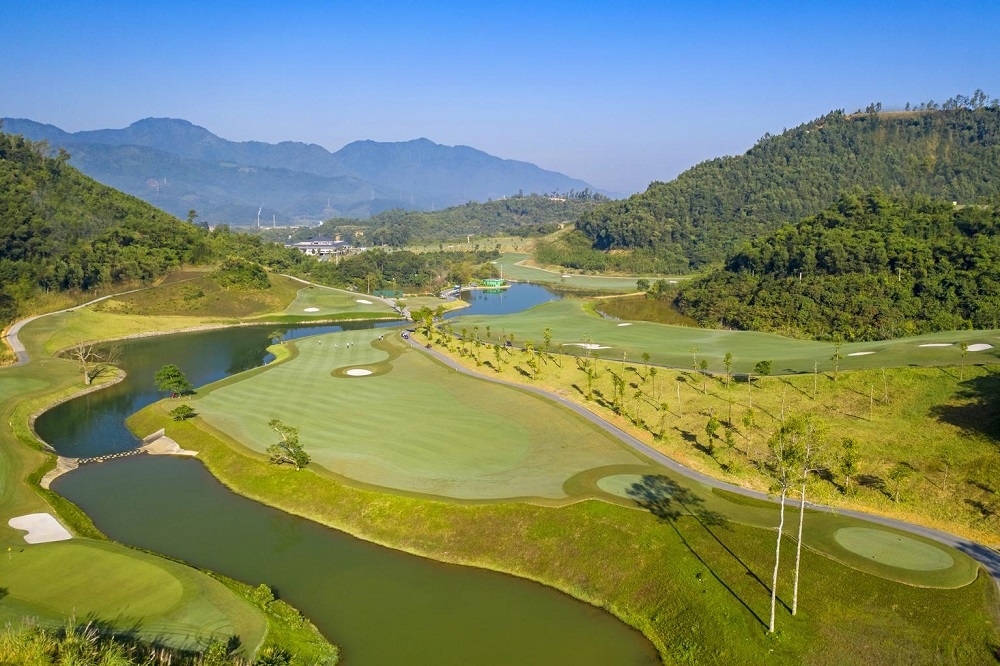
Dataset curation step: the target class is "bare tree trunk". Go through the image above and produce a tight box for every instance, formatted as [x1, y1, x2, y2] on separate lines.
[792, 473, 807, 615]
[770, 486, 787, 633]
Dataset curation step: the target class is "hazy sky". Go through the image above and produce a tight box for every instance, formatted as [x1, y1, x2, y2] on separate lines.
[4, 1, 999, 194]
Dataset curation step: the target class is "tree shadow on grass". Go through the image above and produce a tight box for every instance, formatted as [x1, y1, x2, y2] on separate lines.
[626, 474, 770, 628]
[928, 371, 1000, 442]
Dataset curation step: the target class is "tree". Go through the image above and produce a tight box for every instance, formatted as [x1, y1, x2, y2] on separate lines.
[840, 438, 860, 495]
[831, 340, 844, 381]
[698, 358, 709, 393]
[792, 415, 824, 615]
[723, 352, 734, 389]
[67, 342, 120, 386]
[154, 364, 194, 395]
[169, 404, 196, 421]
[887, 462, 913, 502]
[704, 412, 721, 455]
[266, 419, 310, 470]
[636, 277, 651, 292]
[959, 341, 969, 381]
[187, 209, 199, 225]
[542, 327, 553, 352]
[767, 417, 804, 633]
[754, 360, 772, 384]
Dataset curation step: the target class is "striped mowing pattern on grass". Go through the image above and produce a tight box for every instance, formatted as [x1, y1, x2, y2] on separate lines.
[192, 328, 651, 500]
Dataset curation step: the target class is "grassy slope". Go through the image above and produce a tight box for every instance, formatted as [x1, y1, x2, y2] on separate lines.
[436, 306, 1000, 544]
[131, 399, 1000, 665]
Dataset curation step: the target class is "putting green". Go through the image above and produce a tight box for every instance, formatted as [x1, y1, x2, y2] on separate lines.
[193, 328, 653, 500]
[0, 540, 266, 650]
[834, 527, 954, 571]
[283, 285, 397, 317]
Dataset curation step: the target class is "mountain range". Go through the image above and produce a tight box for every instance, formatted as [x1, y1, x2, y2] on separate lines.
[1, 117, 599, 224]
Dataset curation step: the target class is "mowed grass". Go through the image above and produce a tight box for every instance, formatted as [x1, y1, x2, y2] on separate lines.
[191, 329, 649, 500]
[419, 317, 1000, 544]
[495, 254, 679, 291]
[131, 402, 1000, 664]
[282, 284, 397, 317]
[454, 298, 1000, 374]
[0, 540, 267, 651]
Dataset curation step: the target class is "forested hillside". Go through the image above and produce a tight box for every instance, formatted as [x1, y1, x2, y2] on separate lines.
[312, 192, 607, 246]
[579, 94, 1000, 270]
[674, 191, 1000, 341]
[0, 131, 218, 325]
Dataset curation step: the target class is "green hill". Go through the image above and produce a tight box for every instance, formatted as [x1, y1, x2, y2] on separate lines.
[0, 131, 211, 325]
[578, 95, 1000, 270]
[674, 190, 1000, 341]
[313, 192, 606, 246]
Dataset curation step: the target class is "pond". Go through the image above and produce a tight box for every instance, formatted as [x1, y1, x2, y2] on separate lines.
[453, 282, 560, 316]
[43, 284, 659, 664]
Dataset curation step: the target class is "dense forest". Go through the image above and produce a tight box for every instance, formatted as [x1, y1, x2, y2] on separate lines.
[674, 190, 1000, 341]
[578, 93, 1000, 270]
[0, 131, 216, 324]
[307, 191, 606, 246]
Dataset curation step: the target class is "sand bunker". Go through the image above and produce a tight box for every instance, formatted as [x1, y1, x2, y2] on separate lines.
[356, 299, 373, 305]
[918, 343, 953, 348]
[562, 343, 611, 350]
[617, 323, 632, 327]
[967, 343, 993, 352]
[303, 307, 320, 312]
[848, 351, 876, 356]
[8, 513, 72, 544]
[345, 368, 373, 376]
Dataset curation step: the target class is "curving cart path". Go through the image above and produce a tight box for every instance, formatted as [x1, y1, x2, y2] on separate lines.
[405, 335, 1000, 587]
[6, 301, 999, 587]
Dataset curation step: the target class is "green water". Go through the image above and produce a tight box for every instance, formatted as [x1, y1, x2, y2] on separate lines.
[54, 457, 659, 665]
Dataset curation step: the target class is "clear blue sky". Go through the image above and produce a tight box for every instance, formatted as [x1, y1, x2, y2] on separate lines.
[3, 1, 999, 194]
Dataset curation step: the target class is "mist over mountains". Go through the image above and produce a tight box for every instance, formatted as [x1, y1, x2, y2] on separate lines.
[1, 117, 601, 224]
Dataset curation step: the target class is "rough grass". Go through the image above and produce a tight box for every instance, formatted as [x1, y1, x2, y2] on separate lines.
[419, 325, 1000, 545]
[130, 402, 1000, 665]
[91, 273, 303, 319]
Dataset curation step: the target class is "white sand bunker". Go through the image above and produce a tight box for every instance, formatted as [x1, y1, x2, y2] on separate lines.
[356, 299, 373, 305]
[848, 351, 876, 356]
[562, 343, 611, 350]
[303, 307, 320, 312]
[918, 343, 954, 348]
[8, 513, 72, 544]
[345, 368, 373, 376]
[617, 323, 632, 327]
[967, 343, 993, 352]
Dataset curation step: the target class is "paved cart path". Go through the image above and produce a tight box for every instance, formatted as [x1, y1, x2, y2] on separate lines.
[405, 335, 1000, 587]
